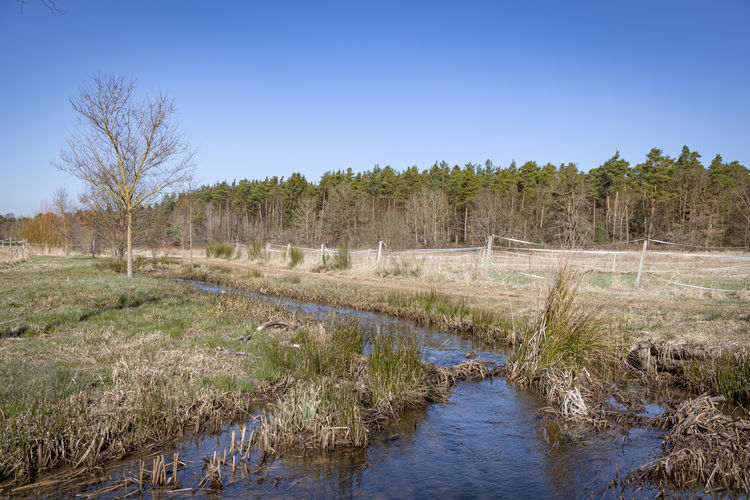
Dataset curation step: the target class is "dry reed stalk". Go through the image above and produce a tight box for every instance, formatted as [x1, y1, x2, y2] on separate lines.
[630, 394, 750, 493]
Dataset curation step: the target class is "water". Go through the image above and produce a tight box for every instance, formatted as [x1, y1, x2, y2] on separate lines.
[47, 280, 670, 498]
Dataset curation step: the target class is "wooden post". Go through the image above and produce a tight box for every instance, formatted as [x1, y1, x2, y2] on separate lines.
[321, 244, 325, 264]
[634, 239, 648, 290]
[611, 253, 617, 286]
[9, 237, 13, 260]
[376, 240, 383, 264]
[92, 236, 96, 259]
[286, 243, 291, 262]
[484, 235, 492, 275]
[188, 218, 193, 266]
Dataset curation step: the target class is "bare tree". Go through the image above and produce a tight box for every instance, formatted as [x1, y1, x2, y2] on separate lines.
[55, 73, 195, 277]
[16, 0, 64, 14]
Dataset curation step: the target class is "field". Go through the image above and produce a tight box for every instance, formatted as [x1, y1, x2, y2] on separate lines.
[184, 241, 750, 348]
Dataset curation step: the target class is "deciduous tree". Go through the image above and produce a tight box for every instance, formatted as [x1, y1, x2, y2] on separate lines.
[55, 73, 195, 277]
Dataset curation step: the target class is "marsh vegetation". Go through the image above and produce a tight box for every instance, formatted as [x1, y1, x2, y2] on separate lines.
[2, 256, 749, 497]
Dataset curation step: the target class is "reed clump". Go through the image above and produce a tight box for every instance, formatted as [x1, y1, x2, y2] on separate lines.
[380, 256, 422, 278]
[206, 242, 234, 259]
[333, 241, 350, 270]
[253, 321, 483, 453]
[683, 356, 750, 405]
[505, 265, 614, 416]
[288, 246, 304, 268]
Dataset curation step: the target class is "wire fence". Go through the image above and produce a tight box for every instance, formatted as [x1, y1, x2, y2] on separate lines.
[17, 234, 750, 296]
[248, 236, 750, 295]
[0, 239, 29, 262]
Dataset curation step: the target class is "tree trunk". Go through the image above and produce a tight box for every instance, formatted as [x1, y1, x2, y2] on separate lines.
[127, 209, 133, 278]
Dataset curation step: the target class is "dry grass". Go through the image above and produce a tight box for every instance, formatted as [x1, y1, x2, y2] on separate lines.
[0, 256, 500, 490]
[631, 395, 750, 493]
[505, 266, 620, 419]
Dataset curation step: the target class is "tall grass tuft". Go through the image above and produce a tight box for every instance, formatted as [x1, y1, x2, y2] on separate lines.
[333, 241, 350, 270]
[683, 357, 750, 404]
[248, 240, 263, 260]
[289, 246, 304, 268]
[367, 334, 432, 416]
[206, 242, 233, 259]
[506, 265, 611, 396]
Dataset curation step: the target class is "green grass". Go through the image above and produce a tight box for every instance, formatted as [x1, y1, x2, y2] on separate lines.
[206, 242, 234, 259]
[289, 246, 304, 268]
[683, 357, 750, 404]
[248, 240, 263, 260]
[333, 241, 350, 270]
[0, 256, 459, 487]
[380, 257, 422, 278]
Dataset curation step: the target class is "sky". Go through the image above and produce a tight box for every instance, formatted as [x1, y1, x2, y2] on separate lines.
[1, 0, 749, 216]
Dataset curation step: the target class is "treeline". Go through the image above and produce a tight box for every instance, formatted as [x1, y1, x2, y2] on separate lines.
[3, 146, 750, 253]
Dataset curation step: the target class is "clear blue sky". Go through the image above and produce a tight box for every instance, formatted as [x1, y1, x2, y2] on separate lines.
[1, 0, 749, 216]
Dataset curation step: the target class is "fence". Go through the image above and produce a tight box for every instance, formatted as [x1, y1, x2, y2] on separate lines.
[0, 238, 29, 262]
[238, 236, 750, 296]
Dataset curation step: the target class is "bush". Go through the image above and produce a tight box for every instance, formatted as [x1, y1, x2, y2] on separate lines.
[206, 242, 233, 259]
[289, 246, 304, 268]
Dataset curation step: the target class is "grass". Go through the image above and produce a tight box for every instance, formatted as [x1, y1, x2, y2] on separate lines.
[683, 357, 750, 404]
[173, 264, 513, 344]
[248, 240, 263, 260]
[288, 246, 304, 268]
[505, 266, 616, 401]
[205, 242, 234, 259]
[0, 256, 467, 488]
[333, 241, 350, 270]
[256, 325, 444, 451]
[0, 257, 263, 484]
[380, 256, 422, 278]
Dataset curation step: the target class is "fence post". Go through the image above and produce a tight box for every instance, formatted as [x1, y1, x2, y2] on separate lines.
[286, 243, 291, 262]
[611, 253, 617, 286]
[634, 239, 648, 291]
[376, 241, 383, 264]
[484, 235, 492, 275]
[321, 244, 325, 264]
[9, 237, 13, 260]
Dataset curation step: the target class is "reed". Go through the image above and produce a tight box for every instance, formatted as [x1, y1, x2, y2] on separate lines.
[205, 242, 233, 259]
[506, 265, 613, 399]
[333, 241, 350, 270]
[288, 246, 304, 268]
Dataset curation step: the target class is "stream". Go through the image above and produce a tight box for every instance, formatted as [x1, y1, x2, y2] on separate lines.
[73, 280, 668, 498]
